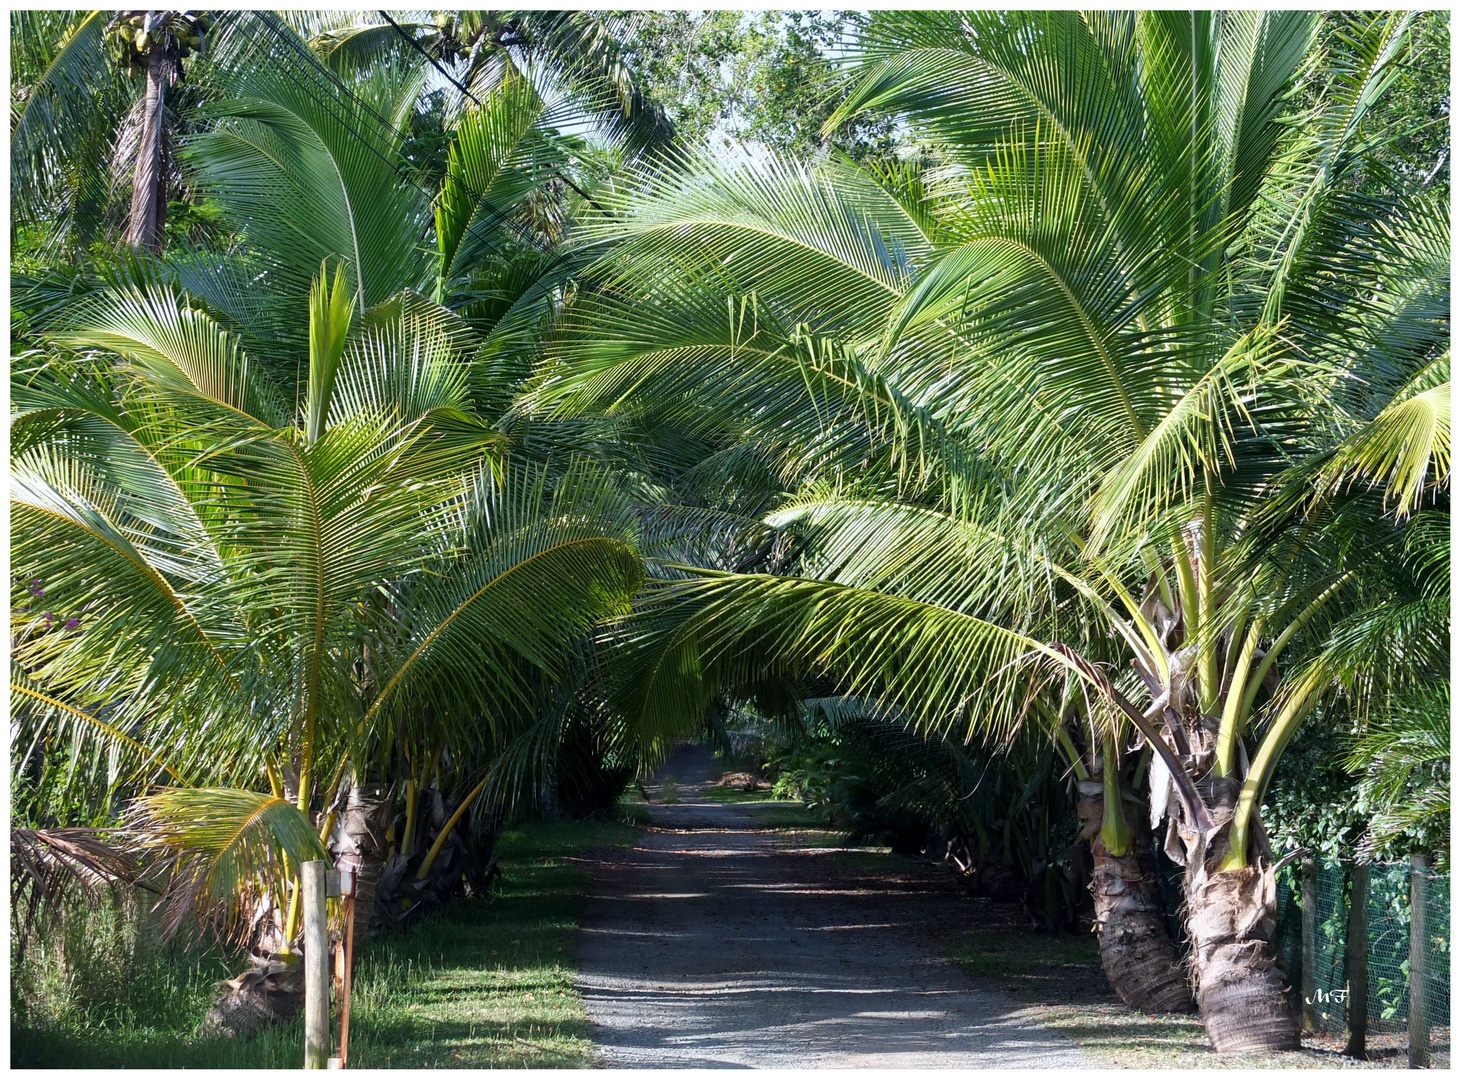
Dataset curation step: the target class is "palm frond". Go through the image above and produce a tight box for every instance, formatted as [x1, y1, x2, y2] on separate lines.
[130, 787, 327, 939]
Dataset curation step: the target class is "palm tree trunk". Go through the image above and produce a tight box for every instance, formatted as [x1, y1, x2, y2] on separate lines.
[1176, 782, 1301, 1051]
[329, 785, 388, 969]
[1091, 838, 1195, 1012]
[1079, 789, 1195, 1013]
[127, 46, 165, 252]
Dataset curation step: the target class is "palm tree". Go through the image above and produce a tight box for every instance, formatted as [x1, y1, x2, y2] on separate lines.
[10, 10, 212, 254]
[524, 11, 1447, 1051]
[13, 11, 700, 979]
[11, 264, 642, 979]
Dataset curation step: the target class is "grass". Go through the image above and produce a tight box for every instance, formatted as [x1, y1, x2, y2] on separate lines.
[697, 785, 775, 804]
[11, 817, 640, 1069]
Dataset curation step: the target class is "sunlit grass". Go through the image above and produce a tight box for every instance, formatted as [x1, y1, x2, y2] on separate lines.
[11, 818, 640, 1069]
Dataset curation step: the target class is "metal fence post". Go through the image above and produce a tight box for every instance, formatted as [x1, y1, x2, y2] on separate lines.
[1344, 861, 1369, 1060]
[303, 860, 331, 1070]
[1409, 853, 1429, 1068]
[1301, 855, 1317, 1033]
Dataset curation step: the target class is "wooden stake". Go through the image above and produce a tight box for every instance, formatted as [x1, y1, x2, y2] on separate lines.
[1344, 861, 1368, 1061]
[1301, 855, 1317, 1033]
[1409, 854, 1429, 1068]
[303, 861, 331, 1069]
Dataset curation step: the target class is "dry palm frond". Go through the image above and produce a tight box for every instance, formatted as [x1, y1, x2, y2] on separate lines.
[10, 827, 152, 955]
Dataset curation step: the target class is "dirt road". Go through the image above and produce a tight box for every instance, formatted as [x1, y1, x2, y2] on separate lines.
[573, 744, 1089, 1068]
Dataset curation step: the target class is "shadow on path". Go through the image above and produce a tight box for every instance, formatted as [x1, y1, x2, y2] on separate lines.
[573, 743, 1089, 1068]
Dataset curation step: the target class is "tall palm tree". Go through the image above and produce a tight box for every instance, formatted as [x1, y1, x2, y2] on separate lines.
[524, 11, 1447, 1051]
[10, 10, 212, 254]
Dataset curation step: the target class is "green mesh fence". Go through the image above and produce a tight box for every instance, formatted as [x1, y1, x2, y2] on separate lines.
[1157, 843, 1448, 1047]
[1272, 856, 1449, 1040]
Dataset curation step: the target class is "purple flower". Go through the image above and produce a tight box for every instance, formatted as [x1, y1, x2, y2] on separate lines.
[28, 579, 44, 598]
[64, 618, 80, 630]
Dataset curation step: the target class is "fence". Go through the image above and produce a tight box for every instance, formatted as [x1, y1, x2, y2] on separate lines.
[1152, 846, 1448, 1062]
[1271, 854, 1449, 1060]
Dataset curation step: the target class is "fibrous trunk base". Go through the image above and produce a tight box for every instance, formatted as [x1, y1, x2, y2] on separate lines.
[198, 962, 303, 1038]
[1188, 863, 1301, 1052]
[1091, 840, 1195, 1013]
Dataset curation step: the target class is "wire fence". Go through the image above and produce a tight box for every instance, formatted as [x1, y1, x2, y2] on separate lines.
[1150, 844, 1447, 1058]
[1271, 855, 1449, 1041]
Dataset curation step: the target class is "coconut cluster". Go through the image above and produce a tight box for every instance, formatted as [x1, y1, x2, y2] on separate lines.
[106, 11, 213, 75]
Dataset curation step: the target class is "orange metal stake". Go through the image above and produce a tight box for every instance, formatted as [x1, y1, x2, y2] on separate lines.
[338, 890, 356, 1068]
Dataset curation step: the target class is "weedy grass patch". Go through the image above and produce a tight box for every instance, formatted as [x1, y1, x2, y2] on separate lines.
[10, 817, 640, 1069]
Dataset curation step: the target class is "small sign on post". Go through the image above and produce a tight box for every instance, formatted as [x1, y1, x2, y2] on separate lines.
[302, 860, 331, 1070]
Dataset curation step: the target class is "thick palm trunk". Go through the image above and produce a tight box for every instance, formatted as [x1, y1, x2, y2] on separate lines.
[329, 784, 389, 969]
[1079, 788, 1194, 1012]
[1187, 863, 1298, 1051]
[1090, 837, 1195, 1012]
[127, 47, 165, 252]
[1171, 780, 1300, 1051]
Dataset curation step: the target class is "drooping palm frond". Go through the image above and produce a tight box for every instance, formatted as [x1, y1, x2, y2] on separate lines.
[608, 568, 1080, 753]
[184, 13, 435, 309]
[61, 281, 292, 426]
[10, 827, 150, 956]
[1251, 12, 1416, 322]
[129, 787, 327, 940]
[360, 460, 644, 750]
[1346, 683, 1449, 863]
[1308, 357, 1450, 515]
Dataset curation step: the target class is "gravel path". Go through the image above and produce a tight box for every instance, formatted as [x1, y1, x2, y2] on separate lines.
[573, 744, 1090, 1068]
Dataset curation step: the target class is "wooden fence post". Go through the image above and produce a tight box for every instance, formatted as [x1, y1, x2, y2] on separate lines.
[1301, 856, 1317, 1033]
[303, 860, 331, 1070]
[1409, 854, 1429, 1069]
[1344, 861, 1368, 1061]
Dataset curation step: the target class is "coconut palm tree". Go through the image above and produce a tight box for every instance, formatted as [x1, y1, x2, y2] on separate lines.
[10, 10, 214, 254]
[523, 10, 1448, 1051]
[13, 11, 698, 976]
[11, 263, 643, 977]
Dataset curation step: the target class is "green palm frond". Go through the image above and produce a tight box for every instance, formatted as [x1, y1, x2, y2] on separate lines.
[436, 73, 555, 288]
[62, 282, 291, 427]
[1311, 358, 1450, 514]
[363, 461, 644, 739]
[1256, 12, 1416, 321]
[504, 11, 677, 156]
[609, 569, 1071, 750]
[305, 260, 357, 442]
[1086, 324, 1299, 549]
[184, 15, 434, 307]
[1348, 683, 1449, 861]
[130, 787, 327, 939]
